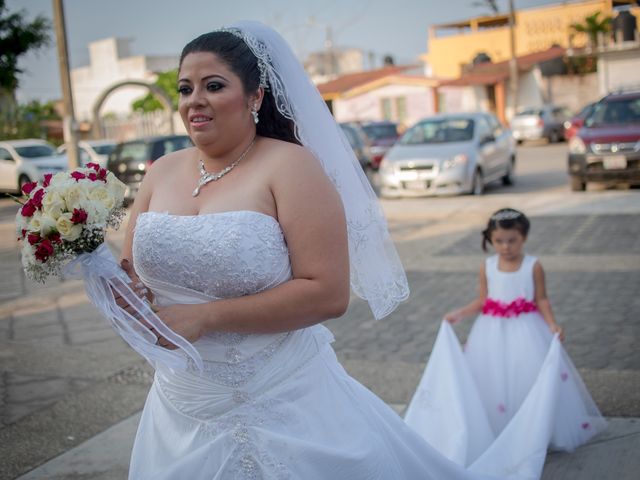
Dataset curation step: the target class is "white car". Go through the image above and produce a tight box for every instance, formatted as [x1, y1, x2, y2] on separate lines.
[0, 139, 70, 194]
[379, 112, 516, 197]
[57, 139, 117, 167]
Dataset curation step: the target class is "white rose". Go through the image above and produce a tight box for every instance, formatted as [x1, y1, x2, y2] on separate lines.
[15, 211, 29, 237]
[63, 182, 90, 210]
[76, 199, 108, 225]
[38, 214, 58, 237]
[106, 172, 126, 206]
[50, 172, 74, 188]
[42, 190, 67, 220]
[28, 211, 43, 232]
[56, 213, 83, 241]
[89, 185, 116, 211]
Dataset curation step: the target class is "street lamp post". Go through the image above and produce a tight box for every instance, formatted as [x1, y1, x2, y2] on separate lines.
[52, 0, 80, 169]
[508, 0, 518, 121]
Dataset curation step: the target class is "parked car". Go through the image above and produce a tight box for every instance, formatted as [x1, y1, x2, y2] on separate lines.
[379, 112, 515, 197]
[339, 123, 372, 169]
[0, 139, 69, 194]
[107, 135, 193, 201]
[563, 102, 597, 141]
[359, 121, 400, 170]
[57, 139, 117, 167]
[511, 105, 572, 143]
[567, 90, 640, 191]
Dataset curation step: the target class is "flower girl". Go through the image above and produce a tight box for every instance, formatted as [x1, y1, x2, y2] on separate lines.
[405, 208, 606, 479]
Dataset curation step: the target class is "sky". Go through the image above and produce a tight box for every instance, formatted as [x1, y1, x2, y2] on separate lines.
[8, 0, 565, 103]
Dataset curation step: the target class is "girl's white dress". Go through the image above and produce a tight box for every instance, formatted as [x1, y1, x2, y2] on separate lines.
[405, 254, 607, 479]
[128, 211, 500, 480]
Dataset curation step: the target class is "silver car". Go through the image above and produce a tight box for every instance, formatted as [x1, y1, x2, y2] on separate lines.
[511, 105, 571, 143]
[0, 139, 69, 194]
[379, 113, 515, 197]
[57, 139, 117, 168]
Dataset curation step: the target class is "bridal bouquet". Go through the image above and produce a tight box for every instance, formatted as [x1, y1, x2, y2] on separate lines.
[14, 162, 203, 372]
[15, 163, 127, 282]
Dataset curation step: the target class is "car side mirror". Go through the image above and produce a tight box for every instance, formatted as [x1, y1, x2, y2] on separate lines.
[480, 134, 495, 145]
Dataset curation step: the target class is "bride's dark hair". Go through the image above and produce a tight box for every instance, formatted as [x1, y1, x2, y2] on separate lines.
[179, 31, 300, 145]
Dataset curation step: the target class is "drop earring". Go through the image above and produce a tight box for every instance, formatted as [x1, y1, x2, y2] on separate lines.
[251, 103, 259, 124]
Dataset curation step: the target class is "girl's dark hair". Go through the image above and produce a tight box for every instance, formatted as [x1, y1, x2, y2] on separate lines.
[481, 208, 530, 252]
[179, 31, 300, 145]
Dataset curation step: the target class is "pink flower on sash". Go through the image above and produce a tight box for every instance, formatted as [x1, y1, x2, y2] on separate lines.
[482, 297, 538, 318]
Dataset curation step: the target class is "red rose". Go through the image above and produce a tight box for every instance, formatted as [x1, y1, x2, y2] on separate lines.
[21, 181, 38, 195]
[87, 172, 98, 181]
[98, 168, 108, 180]
[43, 173, 53, 188]
[27, 232, 41, 245]
[48, 232, 62, 244]
[71, 208, 88, 224]
[20, 228, 27, 239]
[31, 188, 45, 209]
[86, 162, 100, 171]
[70, 171, 86, 181]
[20, 201, 37, 217]
[34, 239, 54, 262]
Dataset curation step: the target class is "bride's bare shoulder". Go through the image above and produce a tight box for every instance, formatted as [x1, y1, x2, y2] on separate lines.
[260, 137, 324, 177]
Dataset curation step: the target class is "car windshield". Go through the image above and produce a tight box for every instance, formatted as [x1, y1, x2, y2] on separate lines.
[516, 108, 543, 116]
[94, 144, 116, 155]
[585, 97, 640, 126]
[362, 124, 398, 139]
[14, 145, 56, 158]
[399, 119, 474, 144]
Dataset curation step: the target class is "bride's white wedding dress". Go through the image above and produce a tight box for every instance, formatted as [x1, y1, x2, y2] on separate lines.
[128, 210, 492, 480]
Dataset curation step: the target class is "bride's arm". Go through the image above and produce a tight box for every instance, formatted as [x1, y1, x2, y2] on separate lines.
[158, 146, 350, 340]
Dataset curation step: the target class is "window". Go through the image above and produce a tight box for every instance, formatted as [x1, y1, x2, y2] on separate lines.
[120, 142, 148, 162]
[0, 148, 13, 161]
[400, 118, 475, 145]
[395, 97, 407, 123]
[14, 144, 56, 158]
[381, 98, 392, 120]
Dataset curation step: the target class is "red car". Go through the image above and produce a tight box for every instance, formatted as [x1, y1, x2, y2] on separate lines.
[563, 102, 596, 141]
[359, 121, 400, 170]
[567, 91, 640, 191]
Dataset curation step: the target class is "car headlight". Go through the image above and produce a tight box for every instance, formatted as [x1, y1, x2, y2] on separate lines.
[443, 154, 468, 169]
[569, 136, 587, 154]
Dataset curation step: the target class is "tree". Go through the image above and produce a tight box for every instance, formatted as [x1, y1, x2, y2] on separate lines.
[571, 11, 612, 48]
[132, 69, 179, 112]
[0, 0, 51, 101]
[472, 0, 499, 15]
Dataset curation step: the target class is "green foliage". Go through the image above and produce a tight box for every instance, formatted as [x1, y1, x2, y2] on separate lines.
[0, 0, 51, 94]
[131, 69, 179, 112]
[571, 11, 612, 47]
[0, 100, 61, 141]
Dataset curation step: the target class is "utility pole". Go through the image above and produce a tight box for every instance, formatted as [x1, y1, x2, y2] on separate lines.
[508, 0, 518, 121]
[52, 0, 80, 169]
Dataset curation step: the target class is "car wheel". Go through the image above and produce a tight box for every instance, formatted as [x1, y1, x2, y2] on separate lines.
[18, 175, 32, 194]
[471, 169, 484, 195]
[570, 176, 586, 191]
[502, 157, 515, 186]
[549, 130, 560, 143]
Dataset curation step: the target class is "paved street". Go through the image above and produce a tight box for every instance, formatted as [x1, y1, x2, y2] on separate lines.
[1, 142, 639, 479]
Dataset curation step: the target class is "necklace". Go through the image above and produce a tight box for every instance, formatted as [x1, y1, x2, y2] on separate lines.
[192, 136, 257, 197]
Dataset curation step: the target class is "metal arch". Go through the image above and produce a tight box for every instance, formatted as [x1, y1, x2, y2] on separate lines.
[91, 79, 175, 138]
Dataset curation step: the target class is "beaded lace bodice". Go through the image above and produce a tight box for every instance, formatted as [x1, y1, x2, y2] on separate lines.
[133, 210, 291, 299]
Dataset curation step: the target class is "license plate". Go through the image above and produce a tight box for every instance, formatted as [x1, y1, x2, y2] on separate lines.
[404, 180, 427, 190]
[603, 155, 627, 170]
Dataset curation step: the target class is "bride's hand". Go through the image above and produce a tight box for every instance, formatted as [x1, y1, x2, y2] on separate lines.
[153, 304, 206, 349]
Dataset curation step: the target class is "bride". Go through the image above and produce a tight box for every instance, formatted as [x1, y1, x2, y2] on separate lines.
[117, 21, 497, 479]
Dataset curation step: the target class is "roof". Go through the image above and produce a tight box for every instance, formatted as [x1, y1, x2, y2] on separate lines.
[440, 46, 565, 87]
[316, 65, 416, 97]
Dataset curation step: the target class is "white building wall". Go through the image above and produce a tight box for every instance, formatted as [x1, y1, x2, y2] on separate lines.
[71, 38, 178, 122]
[598, 48, 640, 95]
[332, 83, 434, 128]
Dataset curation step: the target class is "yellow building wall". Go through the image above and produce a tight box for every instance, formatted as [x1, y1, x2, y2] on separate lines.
[427, 0, 636, 78]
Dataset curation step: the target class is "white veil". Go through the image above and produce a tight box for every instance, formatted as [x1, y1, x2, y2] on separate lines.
[230, 21, 409, 319]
